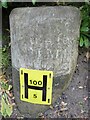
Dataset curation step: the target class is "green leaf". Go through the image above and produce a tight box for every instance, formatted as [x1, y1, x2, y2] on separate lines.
[81, 26, 89, 32]
[6, 104, 12, 117]
[82, 20, 89, 27]
[1, 95, 7, 117]
[1, 81, 9, 90]
[84, 36, 90, 48]
[32, 0, 37, 5]
[80, 4, 90, 22]
[1, 0, 8, 8]
[1, 93, 13, 117]
[80, 36, 84, 47]
[2, 47, 6, 52]
[8, 85, 12, 91]
[82, 33, 90, 38]
[83, 17, 90, 24]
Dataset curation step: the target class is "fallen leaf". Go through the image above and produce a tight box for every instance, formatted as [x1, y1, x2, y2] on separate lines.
[6, 90, 13, 97]
[4, 80, 9, 83]
[12, 97, 15, 99]
[81, 109, 84, 113]
[17, 116, 24, 119]
[0, 75, 5, 80]
[38, 113, 43, 117]
[0, 74, 13, 117]
[86, 51, 90, 61]
[78, 86, 83, 89]
[11, 103, 16, 106]
[0, 76, 3, 79]
[50, 105, 54, 109]
[8, 85, 12, 91]
[55, 83, 59, 86]
[61, 101, 67, 106]
[84, 96, 88, 101]
[60, 107, 68, 111]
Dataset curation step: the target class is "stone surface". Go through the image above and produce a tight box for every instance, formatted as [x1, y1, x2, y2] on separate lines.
[9, 6, 81, 117]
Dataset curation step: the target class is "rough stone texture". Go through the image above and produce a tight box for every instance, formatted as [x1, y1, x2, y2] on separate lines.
[9, 6, 81, 117]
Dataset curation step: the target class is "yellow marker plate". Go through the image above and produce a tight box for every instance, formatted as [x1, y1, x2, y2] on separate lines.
[20, 68, 53, 105]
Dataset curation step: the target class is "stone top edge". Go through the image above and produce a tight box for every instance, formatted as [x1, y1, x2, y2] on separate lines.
[9, 6, 80, 18]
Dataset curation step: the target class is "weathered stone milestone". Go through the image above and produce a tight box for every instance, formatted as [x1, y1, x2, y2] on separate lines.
[10, 6, 81, 117]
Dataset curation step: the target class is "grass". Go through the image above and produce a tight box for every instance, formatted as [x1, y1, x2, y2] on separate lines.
[1, 35, 11, 70]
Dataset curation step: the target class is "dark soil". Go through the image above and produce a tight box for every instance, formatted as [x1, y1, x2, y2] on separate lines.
[2, 2, 89, 119]
[44, 48, 89, 118]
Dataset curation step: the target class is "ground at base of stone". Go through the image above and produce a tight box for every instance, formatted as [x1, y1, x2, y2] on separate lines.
[10, 47, 88, 118]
